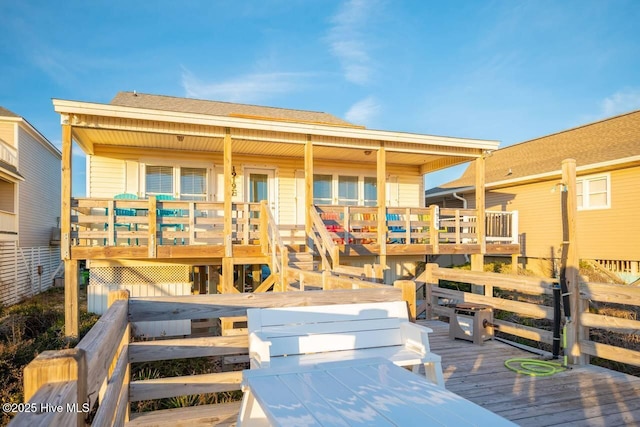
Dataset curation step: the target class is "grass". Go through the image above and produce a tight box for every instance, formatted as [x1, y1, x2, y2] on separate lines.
[0, 286, 99, 426]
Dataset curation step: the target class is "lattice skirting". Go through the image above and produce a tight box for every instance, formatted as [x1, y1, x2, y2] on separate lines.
[88, 265, 192, 337]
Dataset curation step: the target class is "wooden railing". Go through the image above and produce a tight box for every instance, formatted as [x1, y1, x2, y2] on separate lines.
[259, 200, 287, 292]
[13, 267, 639, 426]
[0, 138, 17, 167]
[12, 287, 411, 427]
[579, 282, 640, 367]
[309, 207, 339, 270]
[70, 198, 518, 253]
[71, 197, 260, 247]
[419, 264, 640, 368]
[0, 209, 17, 234]
[11, 292, 129, 427]
[315, 205, 518, 247]
[420, 264, 558, 345]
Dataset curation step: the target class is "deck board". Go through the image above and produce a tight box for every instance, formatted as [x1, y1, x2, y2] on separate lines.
[419, 320, 640, 427]
[126, 320, 639, 426]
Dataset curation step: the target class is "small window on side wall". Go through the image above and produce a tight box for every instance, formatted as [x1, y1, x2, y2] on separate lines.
[576, 174, 610, 210]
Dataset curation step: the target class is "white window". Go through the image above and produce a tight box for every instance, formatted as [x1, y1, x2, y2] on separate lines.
[338, 175, 358, 205]
[180, 168, 207, 201]
[146, 166, 174, 196]
[576, 173, 610, 210]
[143, 164, 209, 200]
[313, 174, 377, 206]
[313, 174, 333, 205]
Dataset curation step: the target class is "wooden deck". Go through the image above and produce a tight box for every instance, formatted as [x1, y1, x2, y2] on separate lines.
[127, 320, 640, 427]
[421, 320, 640, 427]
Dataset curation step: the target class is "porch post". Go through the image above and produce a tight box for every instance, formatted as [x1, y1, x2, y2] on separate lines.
[223, 128, 234, 294]
[304, 135, 314, 251]
[61, 124, 72, 260]
[377, 144, 387, 280]
[470, 155, 486, 273]
[223, 128, 233, 258]
[61, 123, 78, 337]
[470, 155, 486, 296]
[64, 259, 79, 337]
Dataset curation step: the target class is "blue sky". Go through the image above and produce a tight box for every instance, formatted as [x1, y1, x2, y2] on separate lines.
[2, 0, 640, 196]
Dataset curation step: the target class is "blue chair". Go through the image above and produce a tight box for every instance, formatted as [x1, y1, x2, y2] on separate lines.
[105, 193, 138, 245]
[386, 213, 406, 244]
[155, 194, 183, 244]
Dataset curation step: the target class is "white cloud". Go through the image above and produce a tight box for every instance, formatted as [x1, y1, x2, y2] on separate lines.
[181, 68, 311, 103]
[326, 0, 380, 85]
[601, 89, 640, 117]
[345, 96, 381, 126]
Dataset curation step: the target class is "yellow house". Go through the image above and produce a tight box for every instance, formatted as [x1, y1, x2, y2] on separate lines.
[426, 109, 640, 281]
[53, 92, 520, 336]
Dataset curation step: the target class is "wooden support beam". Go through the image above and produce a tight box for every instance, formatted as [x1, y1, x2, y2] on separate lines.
[224, 128, 233, 258]
[377, 145, 387, 279]
[65, 260, 79, 337]
[470, 155, 486, 275]
[561, 158, 587, 365]
[222, 257, 234, 294]
[305, 136, 314, 251]
[61, 124, 72, 260]
[394, 280, 417, 321]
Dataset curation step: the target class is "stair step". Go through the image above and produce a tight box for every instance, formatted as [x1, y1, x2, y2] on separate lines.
[127, 401, 241, 427]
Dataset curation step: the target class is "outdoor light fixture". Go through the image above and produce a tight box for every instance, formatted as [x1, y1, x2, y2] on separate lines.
[176, 135, 185, 142]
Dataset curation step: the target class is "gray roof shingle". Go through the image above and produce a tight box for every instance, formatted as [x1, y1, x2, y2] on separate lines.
[110, 92, 356, 127]
[439, 109, 640, 188]
[0, 106, 20, 118]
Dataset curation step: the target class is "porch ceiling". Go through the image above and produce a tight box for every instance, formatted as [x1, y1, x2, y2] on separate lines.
[74, 127, 476, 168]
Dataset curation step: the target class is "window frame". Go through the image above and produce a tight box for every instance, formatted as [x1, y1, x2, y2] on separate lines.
[312, 172, 377, 206]
[576, 172, 611, 211]
[141, 161, 212, 201]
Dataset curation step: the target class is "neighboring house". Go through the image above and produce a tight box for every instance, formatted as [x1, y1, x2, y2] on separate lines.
[426, 109, 640, 282]
[0, 107, 62, 306]
[53, 92, 519, 336]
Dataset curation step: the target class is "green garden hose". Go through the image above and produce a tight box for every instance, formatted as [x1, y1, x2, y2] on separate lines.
[504, 358, 566, 376]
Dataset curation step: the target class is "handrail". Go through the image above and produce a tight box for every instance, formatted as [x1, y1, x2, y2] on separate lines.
[260, 201, 287, 291]
[309, 206, 338, 269]
[13, 292, 129, 427]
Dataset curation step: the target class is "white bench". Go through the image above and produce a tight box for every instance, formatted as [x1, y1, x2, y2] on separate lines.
[247, 301, 445, 387]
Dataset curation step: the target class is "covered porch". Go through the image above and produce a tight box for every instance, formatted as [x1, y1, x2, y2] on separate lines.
[54, 95, 518, 336]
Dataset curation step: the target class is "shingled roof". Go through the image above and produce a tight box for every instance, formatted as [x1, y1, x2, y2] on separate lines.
[438, 109, 640, 189]
[110, 92, 356, 127]
[0, 106, 20, 118]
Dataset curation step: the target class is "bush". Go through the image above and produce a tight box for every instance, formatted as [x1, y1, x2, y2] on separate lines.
[0, 288, 98, 426]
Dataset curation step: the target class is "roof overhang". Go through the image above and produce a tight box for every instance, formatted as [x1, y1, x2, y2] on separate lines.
[427, 155, 640, 197]
[0, 161, 25, 182]
[53, 98, 499, 171]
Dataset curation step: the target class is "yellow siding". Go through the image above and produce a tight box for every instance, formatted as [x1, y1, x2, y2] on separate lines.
[577, 166, 640, 261]
[0, 123, 14, 146]
[89, 156, 126, 197]
[88, 146, 423, 224]
[473, 165, 640, 262]
[484, 180, 563, 259]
